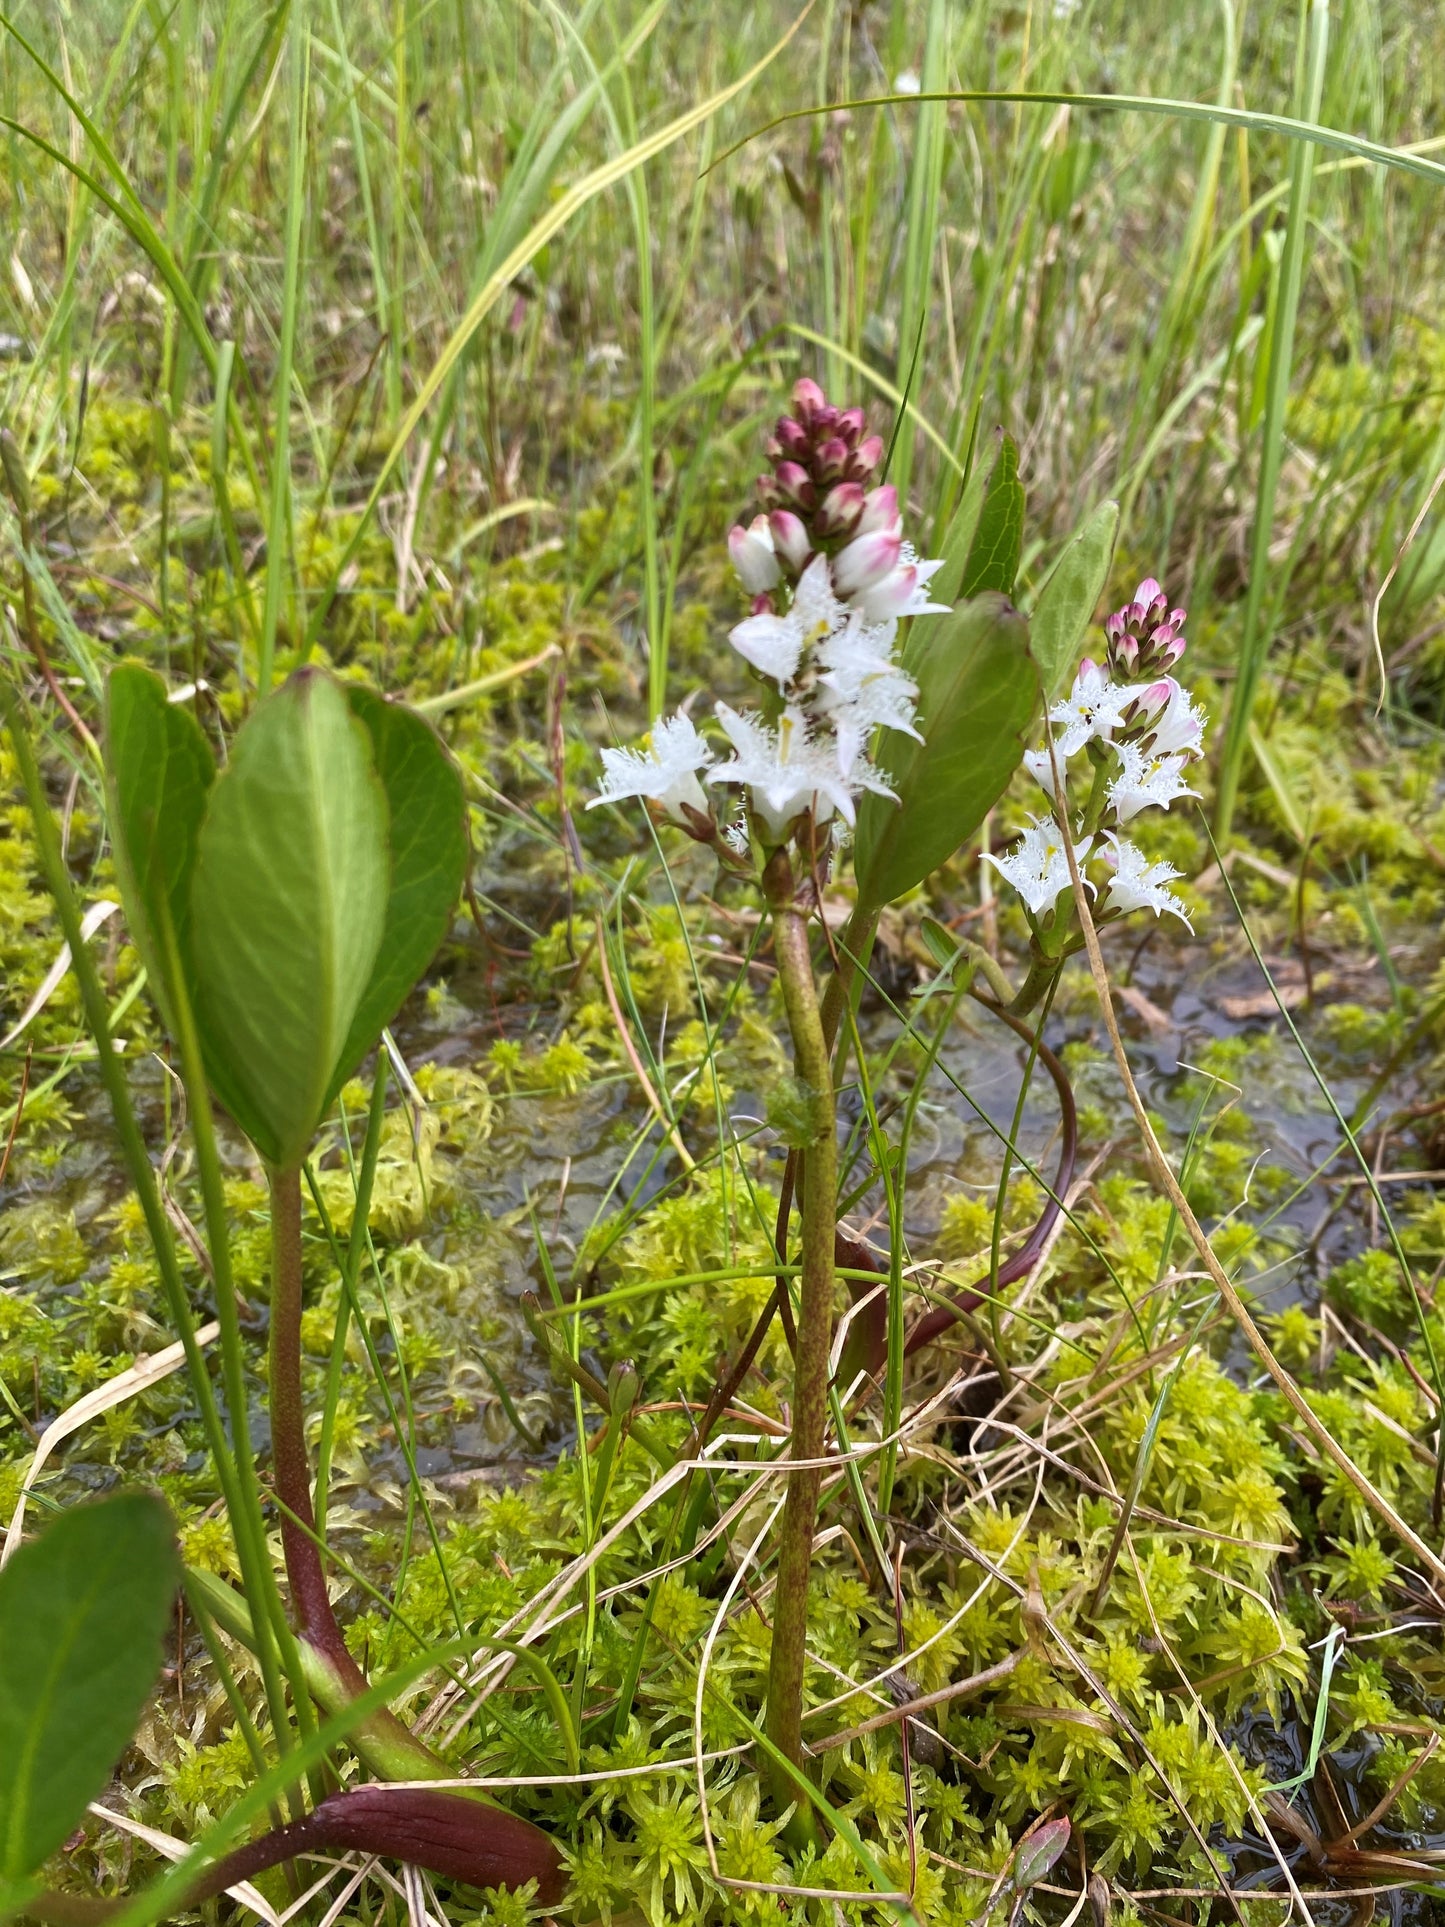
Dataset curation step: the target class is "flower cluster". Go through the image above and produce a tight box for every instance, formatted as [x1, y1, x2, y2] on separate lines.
[985, 578, 1205, 930]
[589, 380, 947, 852]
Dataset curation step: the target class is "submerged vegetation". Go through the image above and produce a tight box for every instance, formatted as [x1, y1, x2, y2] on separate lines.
[5, 0, 1445, 1922]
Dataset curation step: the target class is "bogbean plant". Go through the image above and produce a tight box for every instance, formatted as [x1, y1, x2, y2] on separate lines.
[591, 378, 1209, 1815]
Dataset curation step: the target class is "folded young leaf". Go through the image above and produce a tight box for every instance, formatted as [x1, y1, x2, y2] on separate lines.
[930, 430, 1025, 609]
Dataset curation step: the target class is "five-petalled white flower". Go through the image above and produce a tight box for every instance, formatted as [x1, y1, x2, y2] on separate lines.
[707, 702, 892, 840]
[588, 711, 714, 826]
[727, 553, 845, 689]
[981, 819, 1094, 919]
[1101, 834, 1192, 928]
[1048, 658, 1131, 759]
[1106, 742, 1199, 823]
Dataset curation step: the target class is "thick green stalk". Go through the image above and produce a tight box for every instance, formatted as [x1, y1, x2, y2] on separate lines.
[763, 858, 836, 1809]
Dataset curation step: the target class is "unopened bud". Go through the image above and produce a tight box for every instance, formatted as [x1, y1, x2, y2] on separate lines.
[768, 509, 812, 573]
[814, 436, 849, 483]
[775, 417, 810, 461]
[773, 460, 816, 510]
[815, 481, 864, 539]
[857, 483, 900, 537]
[607, 1358, 639, 1416]
[791, 376, 826, 425]
[832, 527, 901, 596]
[728, 515, 780, 594]
[755, 473, 783, 510]
[835, 406, 866, 448]
[846, 433, 885, 480]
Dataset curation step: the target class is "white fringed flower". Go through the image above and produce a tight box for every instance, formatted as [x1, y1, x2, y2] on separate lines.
[588, 712, 714, 826]
[1138, 678, 1206, 759]
[1101, 835, 1192, 928]
[981, 819, 1094, 919]
[1048, 658, 1131, 759]
[728, 553, 845, 688]
[813, 622, 920, 776]
[708, 702, 891, 839]
[1106, 742, 1199, 823]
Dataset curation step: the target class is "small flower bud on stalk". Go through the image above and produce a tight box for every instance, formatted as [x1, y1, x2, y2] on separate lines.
[727, 515, 780, 594]
[815, 481, 865, 539]
[768, 509, 812, 574]
[772, 460, 816, 510]
[832, 527, 902, 596]
[848, 433, 885, 481]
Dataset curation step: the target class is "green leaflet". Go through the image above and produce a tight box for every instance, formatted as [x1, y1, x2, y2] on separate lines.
[190, 670, 389, 1170]
[853, 594, 1041, 909]
[106, 666, 467, 1171]
[1029, 499, 1120, 702]
[327, 686, 468, 1110]
[0, 1493, 179, 1882]
[102, 665, 214, 1037]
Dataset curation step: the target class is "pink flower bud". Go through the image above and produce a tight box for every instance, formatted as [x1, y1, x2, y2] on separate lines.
[755, 474, 782, 510]
[814, 436, 849, 482]
[815, 481, 864, 538]
[835, 406, 867, 448]
[832, 527, 902, 597]
[728, 516, 780, 594]
[764, 434, 783, 462]
[846, 434, 885, 480]
[775, 417, 810, 461]
[857, 483, 901, 536]
[1108, 633, 1139, 676]
[812, 403, 839, 438]
[792, 377, 827, 424]
[768, 510, 812, 572]
[1133, 576, 1163, 608]
[855, 562, 918, 621]
[1126, 679, 1172, 728]
[773, 461, 816, 509]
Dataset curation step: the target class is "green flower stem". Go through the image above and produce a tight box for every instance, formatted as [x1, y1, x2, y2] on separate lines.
[1007, 952, 1062, 1017]
[265, 1164, 468, 1784]
[763, 851, 836, 1817]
